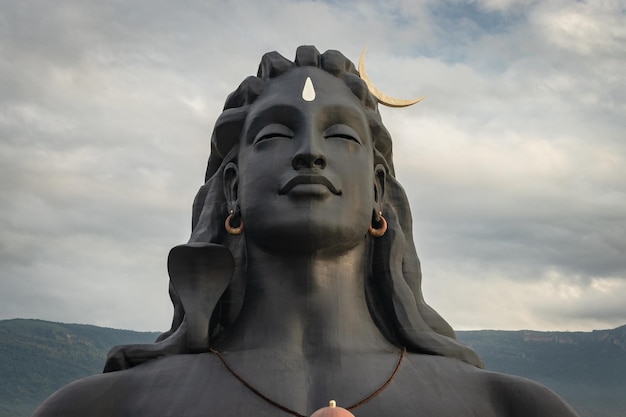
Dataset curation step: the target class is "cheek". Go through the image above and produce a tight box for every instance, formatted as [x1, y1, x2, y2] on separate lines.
[238, 173, 270, 219]
[346, 188, 374, 228]
[340, 156, 375, 201]
[236, 159, 286, 227]
[237, 151, 273, 203]
[336, 171, 375, 230]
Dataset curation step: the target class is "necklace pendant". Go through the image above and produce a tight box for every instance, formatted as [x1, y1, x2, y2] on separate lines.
[310, 400, 355, 417]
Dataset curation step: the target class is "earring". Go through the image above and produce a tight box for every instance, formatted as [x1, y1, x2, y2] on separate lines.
[225, 210, 244, 235]
[368, 211, 387, 237]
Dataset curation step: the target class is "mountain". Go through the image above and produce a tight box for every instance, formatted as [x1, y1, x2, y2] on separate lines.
[0, 319, 160, 417]
[457, 326, 626, 417]
[1, 319, 625, 417]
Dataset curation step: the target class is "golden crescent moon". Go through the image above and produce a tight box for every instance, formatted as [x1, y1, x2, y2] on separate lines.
[358, 47, 424, 108]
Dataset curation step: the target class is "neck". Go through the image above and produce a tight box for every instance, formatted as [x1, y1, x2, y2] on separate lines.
[214, 240, 392, 356]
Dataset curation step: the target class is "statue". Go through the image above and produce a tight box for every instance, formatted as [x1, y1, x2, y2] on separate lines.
[33, 46, 579, 417]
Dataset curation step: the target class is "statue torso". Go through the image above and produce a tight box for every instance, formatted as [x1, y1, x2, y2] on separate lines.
[33, 351, 577, 417]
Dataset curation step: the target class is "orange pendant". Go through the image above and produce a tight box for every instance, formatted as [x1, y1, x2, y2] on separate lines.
[310, 400, 355, 417]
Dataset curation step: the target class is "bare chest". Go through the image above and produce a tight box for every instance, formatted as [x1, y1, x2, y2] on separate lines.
[113, 352, 498, 417]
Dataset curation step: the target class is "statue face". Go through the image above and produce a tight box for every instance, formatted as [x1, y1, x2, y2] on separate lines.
[235, 67, 376, 254]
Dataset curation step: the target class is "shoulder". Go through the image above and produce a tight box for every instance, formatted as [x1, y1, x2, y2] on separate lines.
[401, 354, 579, 417]
[482, 370, 580, 417]
[32, 353, 224, 417]
[31, 371, 126, 417]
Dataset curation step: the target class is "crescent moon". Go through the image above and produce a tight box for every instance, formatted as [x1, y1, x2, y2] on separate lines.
[358, 47, 424, 108]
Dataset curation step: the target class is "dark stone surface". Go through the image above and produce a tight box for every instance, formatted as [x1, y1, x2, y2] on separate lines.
[32, 46, 579, 417]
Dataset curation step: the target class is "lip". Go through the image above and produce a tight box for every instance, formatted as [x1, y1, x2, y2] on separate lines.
[278, 174, 342, 196]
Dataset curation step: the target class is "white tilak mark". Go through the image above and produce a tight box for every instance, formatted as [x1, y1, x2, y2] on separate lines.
[302, 77, 315, 101]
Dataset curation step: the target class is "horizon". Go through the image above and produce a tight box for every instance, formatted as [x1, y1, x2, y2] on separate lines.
[3, 317, 625, 334]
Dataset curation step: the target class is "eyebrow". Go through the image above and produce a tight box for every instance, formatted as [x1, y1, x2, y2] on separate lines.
[246, 102, 369, 141]
[246, 104, 303, 138]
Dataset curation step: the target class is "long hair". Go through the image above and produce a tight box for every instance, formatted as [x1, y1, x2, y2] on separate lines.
[104, 46, 482, 372]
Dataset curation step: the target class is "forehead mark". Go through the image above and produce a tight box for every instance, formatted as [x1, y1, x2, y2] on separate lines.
[302, 77, 316, 102]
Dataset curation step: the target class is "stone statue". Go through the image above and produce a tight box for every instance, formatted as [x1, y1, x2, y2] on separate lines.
[33, 46, 579, 417]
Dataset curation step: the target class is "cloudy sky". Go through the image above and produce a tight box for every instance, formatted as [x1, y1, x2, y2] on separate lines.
[1, 0, 625, 332]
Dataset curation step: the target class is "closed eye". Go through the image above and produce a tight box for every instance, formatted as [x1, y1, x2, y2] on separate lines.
[323, 124, 361, 144]
[254, 124, 294, 144]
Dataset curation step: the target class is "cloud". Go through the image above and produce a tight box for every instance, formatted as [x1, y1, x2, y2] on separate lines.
[424, 261, 626, 331]
[1, 0, 624, 331]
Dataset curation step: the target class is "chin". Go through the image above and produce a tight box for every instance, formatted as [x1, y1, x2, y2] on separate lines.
[246, 219, 368, 255]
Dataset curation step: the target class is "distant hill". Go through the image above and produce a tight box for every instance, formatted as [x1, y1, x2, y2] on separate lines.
[457, 326, 626, 417]
[0, 319, 159, 417]
[1, 319, 624, 417]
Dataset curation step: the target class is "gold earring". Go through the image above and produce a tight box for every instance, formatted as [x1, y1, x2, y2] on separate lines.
[225, 210, 244, 235]
[368, 212, 387, 237]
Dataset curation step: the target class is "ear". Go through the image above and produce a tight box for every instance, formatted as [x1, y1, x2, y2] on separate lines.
[373, 163, 386, 212]
[223, 162, 239, 212]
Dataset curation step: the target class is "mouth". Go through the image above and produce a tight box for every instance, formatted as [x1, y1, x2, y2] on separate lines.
[278, 174, 342, 196]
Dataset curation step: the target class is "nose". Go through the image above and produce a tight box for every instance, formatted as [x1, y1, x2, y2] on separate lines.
[291, 128, 327, 170]
[292, 153, 327, 170]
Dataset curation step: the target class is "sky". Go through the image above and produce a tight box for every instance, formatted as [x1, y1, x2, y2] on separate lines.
[1, 0, 625, 332]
